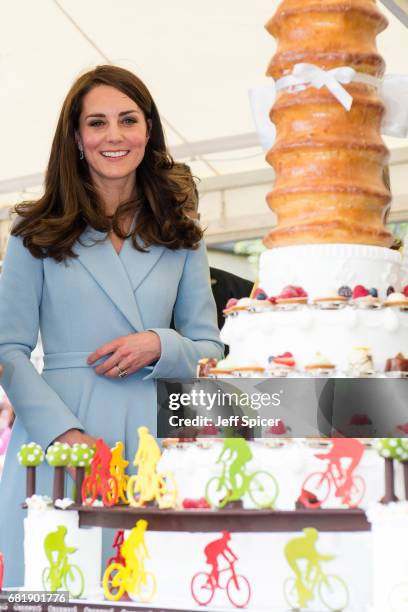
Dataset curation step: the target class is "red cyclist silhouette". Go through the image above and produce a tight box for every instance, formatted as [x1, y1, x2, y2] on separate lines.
[91, 438, 112, 478]
[204, 530, 237, 587]
[107, 530, 125, 567]
[301, 438, 365, 508]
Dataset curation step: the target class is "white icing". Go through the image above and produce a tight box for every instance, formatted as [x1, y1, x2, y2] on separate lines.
[259, 244, 402, 299]
[24, 507, 102, 599]
[221, 307, 408, 372]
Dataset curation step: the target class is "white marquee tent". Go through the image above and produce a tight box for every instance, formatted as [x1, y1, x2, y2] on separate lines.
[1, 0, 408, 254]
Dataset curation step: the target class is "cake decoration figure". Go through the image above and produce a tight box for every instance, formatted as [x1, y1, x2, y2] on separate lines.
[107, 530, 126, 568]
[103, 519, 156, 602]
[46, 442, 71, 503]
[81, 438, 118, 507]
[284, 528, 349, 610]
[70, 443, 95, 504]
[42, 525, 84, 597]
[299, 438, 365, 508]
[127, 426, 177, 509]
[205, 437, 278, 508]
[110, 441, 129, 504]
[191, 530, 251, 608]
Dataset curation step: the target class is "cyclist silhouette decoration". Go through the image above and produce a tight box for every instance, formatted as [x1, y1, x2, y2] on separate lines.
[284, 528, 349, 610]
[42, 525, 84, 597]
[110, 442, 129, 504]
[206, 437, 278, 509]
[127, 426, 177, 508]
[218, 438, 253, 500]
[191, 530, 251, 607]
[103, 519, 156, 602]
[108, 530, 125, 567]
[300, 438, 365, 508]
[205, 530, 237, 588]
[82, 438, 119, 506]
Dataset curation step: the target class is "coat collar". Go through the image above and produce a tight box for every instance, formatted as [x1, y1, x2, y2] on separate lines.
[74, 227, 164, 332]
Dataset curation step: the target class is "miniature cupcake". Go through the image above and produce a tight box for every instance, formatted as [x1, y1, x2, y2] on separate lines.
[275, 285, 308, 309]
[385, 352, 408, 378]
[247, 289, 274, 313]
[351, 285, 381, 309]
[348, 347, 375, 377]
[384, 291, 408, 310]
[304, 352, 336, 376]
[267, 352, 296, 376]
[223, 297, 253, 316]
[313, 288, 348, 310]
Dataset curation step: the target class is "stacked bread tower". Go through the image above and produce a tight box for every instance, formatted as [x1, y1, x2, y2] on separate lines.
[264, 0, 392, 248]
[217, 0, 408, 376]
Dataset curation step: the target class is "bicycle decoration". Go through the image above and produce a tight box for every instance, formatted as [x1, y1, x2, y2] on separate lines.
[191, 530, 251, 608]
[103, 519, 156, 602]
[205, 437, 278, 509]
[283, 528, 349, 611]
[107, 530, 126, 568]
[46, 442, 72, 502]
[42, 525, 84, 598]
[110, 442, 129, 504]
[70, 443, 95, 504]
[82, 438, 119, 507]
[17, 442, 44, 497]
[299, 439, 365, 509]
[376, 438, 408, 503]
[127, 426, 177, 509]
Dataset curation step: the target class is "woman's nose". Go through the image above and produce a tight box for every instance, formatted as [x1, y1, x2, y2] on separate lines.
[106, 122, 124, 142]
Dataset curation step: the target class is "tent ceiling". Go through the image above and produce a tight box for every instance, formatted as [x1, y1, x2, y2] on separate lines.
[1, 0, 408, 242]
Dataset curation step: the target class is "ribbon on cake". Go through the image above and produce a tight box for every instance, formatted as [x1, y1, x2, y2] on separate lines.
[249, 63, 408, 150]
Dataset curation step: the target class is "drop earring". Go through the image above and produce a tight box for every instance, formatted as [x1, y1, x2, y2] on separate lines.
[78, 144, 84, 160]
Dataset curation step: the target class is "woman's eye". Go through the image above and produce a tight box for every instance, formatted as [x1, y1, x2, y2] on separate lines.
[123, 117, 137, 125]
[89, 120, 105, 127]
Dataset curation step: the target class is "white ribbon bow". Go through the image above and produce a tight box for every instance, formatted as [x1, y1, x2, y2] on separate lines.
[249, 63, 408, 151]
[277, 63, 356, 111]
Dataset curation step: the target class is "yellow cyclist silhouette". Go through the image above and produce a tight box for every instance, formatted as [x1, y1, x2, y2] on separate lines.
[121, 519, 149, 579]
[285, 528, 334, 607]
[103, 519, 156, 602]
[110, 441, 129, 504]
[127, 426, 177, 508]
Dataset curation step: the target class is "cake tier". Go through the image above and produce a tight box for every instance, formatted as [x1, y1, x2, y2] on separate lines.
[266, 0, 387, 80]
[259, 244, 402, 299]
[221, 306, 408, 373]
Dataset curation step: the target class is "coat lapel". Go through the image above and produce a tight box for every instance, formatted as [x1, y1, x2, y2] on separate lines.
[74, 227, 149, 332]
[120, 238, 165, 292]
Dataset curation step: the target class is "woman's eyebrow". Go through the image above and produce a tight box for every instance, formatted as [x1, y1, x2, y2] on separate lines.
[85, 109, 141, 119]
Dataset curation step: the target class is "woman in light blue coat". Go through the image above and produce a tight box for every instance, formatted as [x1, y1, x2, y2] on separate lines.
[0, 65, 223, 586]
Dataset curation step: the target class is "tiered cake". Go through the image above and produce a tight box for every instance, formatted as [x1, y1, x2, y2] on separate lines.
[213, 0, 408, 378]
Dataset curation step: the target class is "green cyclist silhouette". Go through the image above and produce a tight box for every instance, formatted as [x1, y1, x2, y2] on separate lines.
[44, 525, 77, 590]
[217, 438, 253, 500]
[284, 528, 334, 607]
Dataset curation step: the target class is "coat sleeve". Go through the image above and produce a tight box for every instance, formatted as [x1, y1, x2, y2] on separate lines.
[0, 235, 85, 449]
[144, 240, 224, 379]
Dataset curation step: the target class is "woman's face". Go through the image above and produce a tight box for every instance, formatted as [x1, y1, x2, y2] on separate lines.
[76, 85, 150, 185]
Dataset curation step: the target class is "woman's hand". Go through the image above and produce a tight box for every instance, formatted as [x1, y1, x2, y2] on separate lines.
[87, 331, 161, 378]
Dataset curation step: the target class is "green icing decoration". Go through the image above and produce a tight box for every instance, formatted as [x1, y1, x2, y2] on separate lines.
[46, 442, 71, 467]
[395, 439, 408, 462]
[69, 443, 95, 468]
[17, 442, 44, 466]
[376, 438, 403, 460]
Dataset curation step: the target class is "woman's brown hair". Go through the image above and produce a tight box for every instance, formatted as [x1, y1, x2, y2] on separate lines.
[13, 65, 202, 261]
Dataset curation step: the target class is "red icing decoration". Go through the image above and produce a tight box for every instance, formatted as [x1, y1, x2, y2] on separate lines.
[225, 298, 238, 310]
[403, 286, 408, 298]
[352, 285, 369, 299]
[268, 421, 287, 435]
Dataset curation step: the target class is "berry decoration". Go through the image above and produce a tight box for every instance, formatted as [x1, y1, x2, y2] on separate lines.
[352, 285, 369, 299]
[338, 286, 352, 298]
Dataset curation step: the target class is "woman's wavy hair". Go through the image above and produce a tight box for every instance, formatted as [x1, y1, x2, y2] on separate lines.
[13, 65, 202, 261]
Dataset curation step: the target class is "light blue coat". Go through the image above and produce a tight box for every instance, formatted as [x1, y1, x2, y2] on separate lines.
[0, 226, 223, 586]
